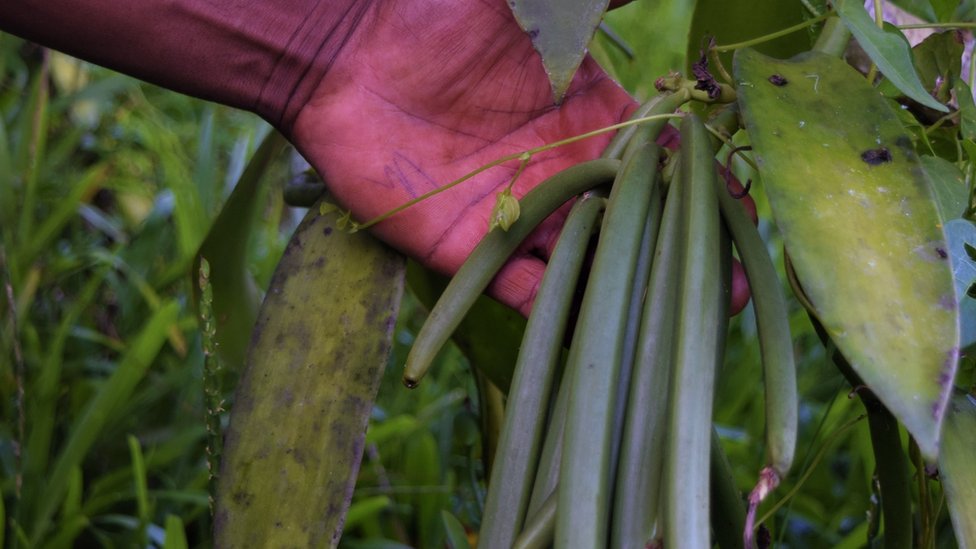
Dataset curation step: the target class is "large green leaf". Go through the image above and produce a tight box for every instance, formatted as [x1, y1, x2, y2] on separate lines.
[734, 48, 959, 458]
[687, 0, 809, 78]
[836, 0, 949, 113]
[592, 1, 697, 98]
[939, 392, 976, 547]
[214, 204, 405, 547]
[508, 0, 611, 103]
[193, 130, 288, 370]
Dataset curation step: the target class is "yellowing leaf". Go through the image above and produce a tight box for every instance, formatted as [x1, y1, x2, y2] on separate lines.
[735, 48, 959, 458]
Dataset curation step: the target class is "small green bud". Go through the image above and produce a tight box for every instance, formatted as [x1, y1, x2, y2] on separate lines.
[489, 190, 521, 232]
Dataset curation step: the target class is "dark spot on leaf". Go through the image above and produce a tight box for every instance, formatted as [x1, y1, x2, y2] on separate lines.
[861, 147, 892, 165]
[323, 227, 332, 236]
[527, 28, 539, 39]
[936, 247, 948, 259]
[768, 74, 788, 86]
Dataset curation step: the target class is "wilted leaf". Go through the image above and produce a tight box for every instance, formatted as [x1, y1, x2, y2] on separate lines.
[509, 0, 611, 103]
[836, 0, 949, 113]
[735, 48, 959, 458]
[215, 205, 405, 547]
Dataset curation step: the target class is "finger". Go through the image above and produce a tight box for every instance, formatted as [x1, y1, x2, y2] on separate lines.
[487, 254, 548, 317]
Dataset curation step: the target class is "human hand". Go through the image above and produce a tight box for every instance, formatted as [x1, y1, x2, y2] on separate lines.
[289, 0, 751, 316]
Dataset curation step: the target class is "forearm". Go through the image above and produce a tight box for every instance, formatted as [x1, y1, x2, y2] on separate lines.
[0, 0, 371, 132]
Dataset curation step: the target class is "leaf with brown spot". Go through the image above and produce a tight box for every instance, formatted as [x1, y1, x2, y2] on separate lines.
[214, 203, 405, 547]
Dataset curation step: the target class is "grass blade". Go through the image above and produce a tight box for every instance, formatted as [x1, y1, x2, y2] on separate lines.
[30, 301, 180, 543]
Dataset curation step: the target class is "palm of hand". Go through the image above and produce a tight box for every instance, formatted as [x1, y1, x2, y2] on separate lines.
[291, 0, 634, 314]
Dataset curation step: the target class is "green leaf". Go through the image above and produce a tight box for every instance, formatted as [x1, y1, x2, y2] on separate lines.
[344, 496, 393, 530]
[214, 205, 405, 547]
[508, 0, 611, 103]
[734, 48, 959, 459]
[592, 1, 696, 98]
[945, 219, 976, 352]
[688, 0, 810, 78]
[404, 430, 445, 549]
[939, 392, 976, 547]
[911, 31, 963, 104]
[31, 301, 180, 542]
[888, 0, 938, 21]
[955, 80, 976, 141]
[193, 130, 288, 370]
[836, 0, 949, 113]
[920, 155, 969, 221]
[162, 516, 189, 549]
[931, 0, 959, 21]
[441, 510, 472, 549]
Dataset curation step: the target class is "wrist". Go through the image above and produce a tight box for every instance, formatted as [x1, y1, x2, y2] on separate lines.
[257, 1, 375, 134]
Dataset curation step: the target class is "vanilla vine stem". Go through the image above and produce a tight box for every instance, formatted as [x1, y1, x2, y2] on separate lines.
[712, 11, 832, 53]
[351, 112, 684, 231]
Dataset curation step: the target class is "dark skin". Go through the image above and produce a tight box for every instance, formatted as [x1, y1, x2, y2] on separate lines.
[0, 0, 750, 315]
[291, 0, 751, 315]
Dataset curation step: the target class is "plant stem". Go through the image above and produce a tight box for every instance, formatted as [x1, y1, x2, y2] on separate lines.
[865, 399, 913, 549]
[710, 429, 749, 549]
[356, 113, 681, 231]
[812, 16, 851, 57]
[713, 12, 832, 52]
[898, 22, 976, 30]
[813, 317, 914, 549]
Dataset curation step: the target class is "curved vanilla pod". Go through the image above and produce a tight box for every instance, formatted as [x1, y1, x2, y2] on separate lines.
[477, 192, 606, 549]
[661, 114, 724, 549]
[525, 357, 572, 518]
[610, 167, 683, 548]
[602, 88, 691, 160]
[716, 162, 798, 473]
[556, 140, 662, 548]
[513, 491, 558, 549]
[402, 159, 619, 387]
[604, 123, 666, 500]
[714, 148, 798, 547]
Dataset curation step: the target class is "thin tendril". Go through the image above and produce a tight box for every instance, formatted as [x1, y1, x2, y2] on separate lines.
[506, 153, 531, 192]
[898, 22, 976, 30]
[755, 413, 867, 527]
[713, 12, 832, 53]
[353, 112, 684, 231]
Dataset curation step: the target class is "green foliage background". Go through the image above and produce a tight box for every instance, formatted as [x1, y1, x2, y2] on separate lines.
[0, 1, 972, 547]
